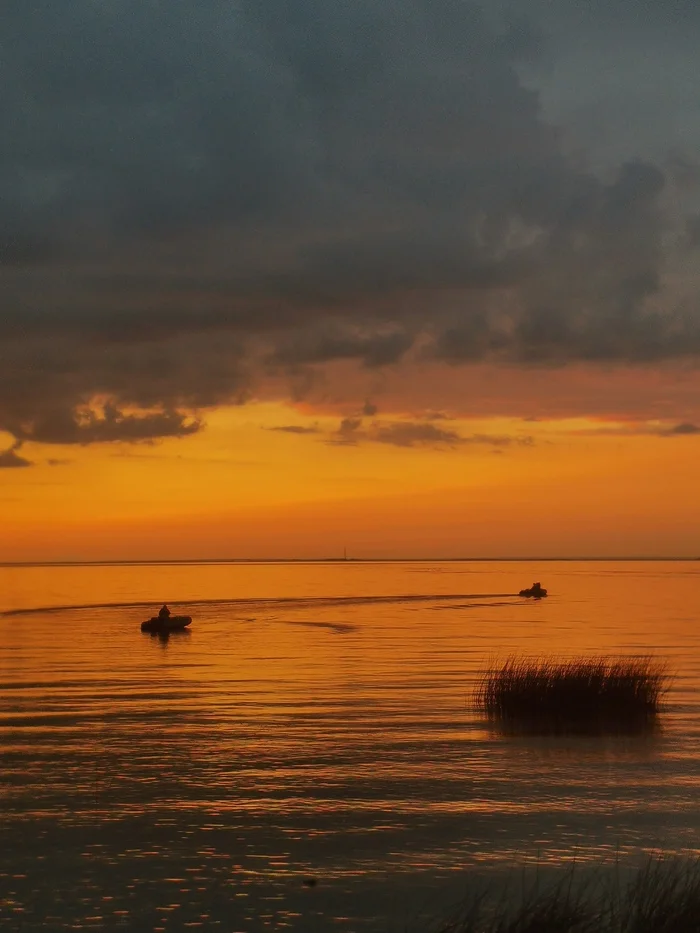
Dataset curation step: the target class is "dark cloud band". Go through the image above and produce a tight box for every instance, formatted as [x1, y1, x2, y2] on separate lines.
[1, 1, 698, 443]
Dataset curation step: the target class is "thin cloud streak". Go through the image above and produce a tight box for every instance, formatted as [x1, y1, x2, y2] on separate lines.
[665, 422, 700, 436]
[269, 425, 320, 434]
[325, 417, 535, 449]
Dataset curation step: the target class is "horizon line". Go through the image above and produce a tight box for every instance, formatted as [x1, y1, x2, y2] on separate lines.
[1, 556, 699, 568]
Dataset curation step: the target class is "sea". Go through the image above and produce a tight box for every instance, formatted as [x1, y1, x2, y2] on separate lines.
[1, 559, 700, 932]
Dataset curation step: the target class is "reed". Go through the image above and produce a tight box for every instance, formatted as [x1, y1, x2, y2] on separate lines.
[474, 656, 668, 731]
[432, 857, 700, 933]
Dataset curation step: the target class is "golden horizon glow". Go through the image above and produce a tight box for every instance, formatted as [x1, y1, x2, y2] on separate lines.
[2, 396, 700, 562]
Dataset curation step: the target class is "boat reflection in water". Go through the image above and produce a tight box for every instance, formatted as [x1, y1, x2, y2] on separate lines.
[146, 627, 192, 644]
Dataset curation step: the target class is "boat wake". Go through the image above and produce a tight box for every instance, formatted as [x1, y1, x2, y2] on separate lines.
[1, 592, 519, 618]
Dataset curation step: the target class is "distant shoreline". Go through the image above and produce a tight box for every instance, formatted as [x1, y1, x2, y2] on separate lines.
[0, 556, 698, 568]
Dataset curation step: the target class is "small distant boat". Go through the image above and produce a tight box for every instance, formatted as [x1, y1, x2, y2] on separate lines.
[519, 582, 547, 599]
[141, 615, 192, 632]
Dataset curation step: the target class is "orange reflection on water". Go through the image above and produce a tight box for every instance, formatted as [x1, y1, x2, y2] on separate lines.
[2, 560, 700, 933]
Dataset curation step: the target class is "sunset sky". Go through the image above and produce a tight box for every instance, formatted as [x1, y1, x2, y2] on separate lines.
[2, 0, 700, 561]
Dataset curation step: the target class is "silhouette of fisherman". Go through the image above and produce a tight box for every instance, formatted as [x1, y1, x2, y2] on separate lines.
[158, 604, 171, 620]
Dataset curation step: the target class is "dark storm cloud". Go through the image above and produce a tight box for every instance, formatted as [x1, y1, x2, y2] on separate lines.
[271, 327, 413, 368]
[2, 0, 700, 443]
[685, 215, 700, 250]
[12, 402, 202, 446]
[0, 331, 248, 444]
[492, 0, 700, 166]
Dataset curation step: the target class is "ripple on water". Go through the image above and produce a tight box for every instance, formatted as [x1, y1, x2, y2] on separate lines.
[2, 560, 700, 931]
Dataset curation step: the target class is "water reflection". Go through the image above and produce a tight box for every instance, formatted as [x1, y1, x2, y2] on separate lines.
[1, 560, 700, 933]
[484, 711, 663, 738]
[143, 629, 192, 647]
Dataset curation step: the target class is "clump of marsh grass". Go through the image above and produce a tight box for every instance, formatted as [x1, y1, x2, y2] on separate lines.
[474, 656, 669, 733]
[439, 871, 593, 933]
[431, 857, 700, 933]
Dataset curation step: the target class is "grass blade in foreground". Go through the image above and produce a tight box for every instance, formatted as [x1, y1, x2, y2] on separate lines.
[432, 857, 700, 933]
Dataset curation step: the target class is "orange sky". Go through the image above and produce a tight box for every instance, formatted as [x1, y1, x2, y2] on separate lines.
[5, 1, 700, 563]
[3, 363, 700, 561]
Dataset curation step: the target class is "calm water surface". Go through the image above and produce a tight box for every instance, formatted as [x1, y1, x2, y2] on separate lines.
[1, 560, 700, 931]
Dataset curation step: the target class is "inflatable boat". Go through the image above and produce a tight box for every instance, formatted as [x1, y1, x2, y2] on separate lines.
[519, 583, 547, 599]
[141, 615, 192, 632]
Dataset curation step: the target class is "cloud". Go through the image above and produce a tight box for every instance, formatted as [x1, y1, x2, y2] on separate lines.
[270, 329, 414, 369]
[514, 418, 700, 439]
[606, 420, 700, 438]
[373, 422, 463, 448]
[0, 442, 32, 468]
[1, 1, 700, 442]
[334, 417, 364, 446]
[269, 424, 319, 434]
[666, 422, 700, 435]
[467, 433, 534, 447]
[13, 402, 202, 445]
[329, 416, 534, 449]
[0, 331, 244, 447]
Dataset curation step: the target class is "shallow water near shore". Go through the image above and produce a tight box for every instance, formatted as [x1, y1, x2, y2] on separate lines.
[2, 559, 700, 931]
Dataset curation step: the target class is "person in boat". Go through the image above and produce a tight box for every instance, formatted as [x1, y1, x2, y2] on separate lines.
[158, 604, 171, 620]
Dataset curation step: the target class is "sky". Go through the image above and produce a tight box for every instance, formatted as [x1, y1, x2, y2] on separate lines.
[2, 0, 700, 560]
